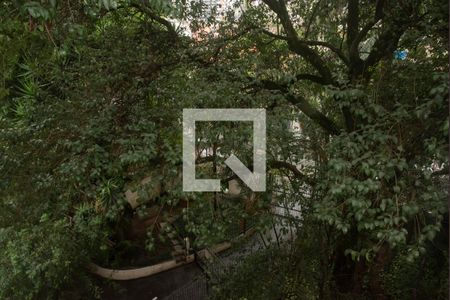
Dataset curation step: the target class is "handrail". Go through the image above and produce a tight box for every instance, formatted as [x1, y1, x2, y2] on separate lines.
[89, 230, 255, 281]
[89, 242, 232, 281]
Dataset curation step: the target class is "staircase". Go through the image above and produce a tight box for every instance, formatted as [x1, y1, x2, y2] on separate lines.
[159, 217, 188, 263]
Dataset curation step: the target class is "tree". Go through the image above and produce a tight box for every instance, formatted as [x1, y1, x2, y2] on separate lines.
[0, 0, 448, 298]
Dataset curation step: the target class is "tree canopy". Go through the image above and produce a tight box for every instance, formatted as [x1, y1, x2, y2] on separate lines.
[0, 0, 448, 299]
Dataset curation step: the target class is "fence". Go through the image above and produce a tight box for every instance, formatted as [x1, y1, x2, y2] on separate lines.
[163, 276, 208, 300]
[163, 214, 288, 300]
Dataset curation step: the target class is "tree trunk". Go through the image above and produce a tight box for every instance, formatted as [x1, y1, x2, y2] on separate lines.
[368, 243, 391, 300]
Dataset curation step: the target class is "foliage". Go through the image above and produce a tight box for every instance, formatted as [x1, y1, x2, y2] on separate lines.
[209, 244, 317, 300]
[0, 0, 448, 298]
[381, 243, 448, 299]
[316, 67, 448, 261]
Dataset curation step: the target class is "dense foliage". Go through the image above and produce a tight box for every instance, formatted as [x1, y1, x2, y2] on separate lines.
[0, 0, 448, 299]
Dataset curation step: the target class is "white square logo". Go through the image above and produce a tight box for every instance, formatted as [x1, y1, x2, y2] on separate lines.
[183, 109, 266, 192]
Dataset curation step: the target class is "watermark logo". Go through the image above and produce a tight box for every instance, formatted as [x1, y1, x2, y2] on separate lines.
[183, 109, 266, 192]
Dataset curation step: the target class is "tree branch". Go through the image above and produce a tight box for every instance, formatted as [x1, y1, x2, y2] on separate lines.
[221, 161, 315, 186]
[363, 22, 408, 78]
[257, 28, 288, 40]
[356, 1, 416, 79]
[346, 0, 359, 59]
[295, 73, 329, 85]
[303, 40, 350, 66]
[257, 28, 349, 66]
[432, 167, 449, 177]
[304, 0, 323, 39]
[130, 1, 178, 40]
[349, 0, 385, 59]
[261, 0, 335, 84]
[196, 155, 215, 164]
[261, 0, 297, 39]
[285, 93, 340, 135]
[269, 160, 316, 185]
[248, 77, 340, 135]
[209, 27, 254, 61]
